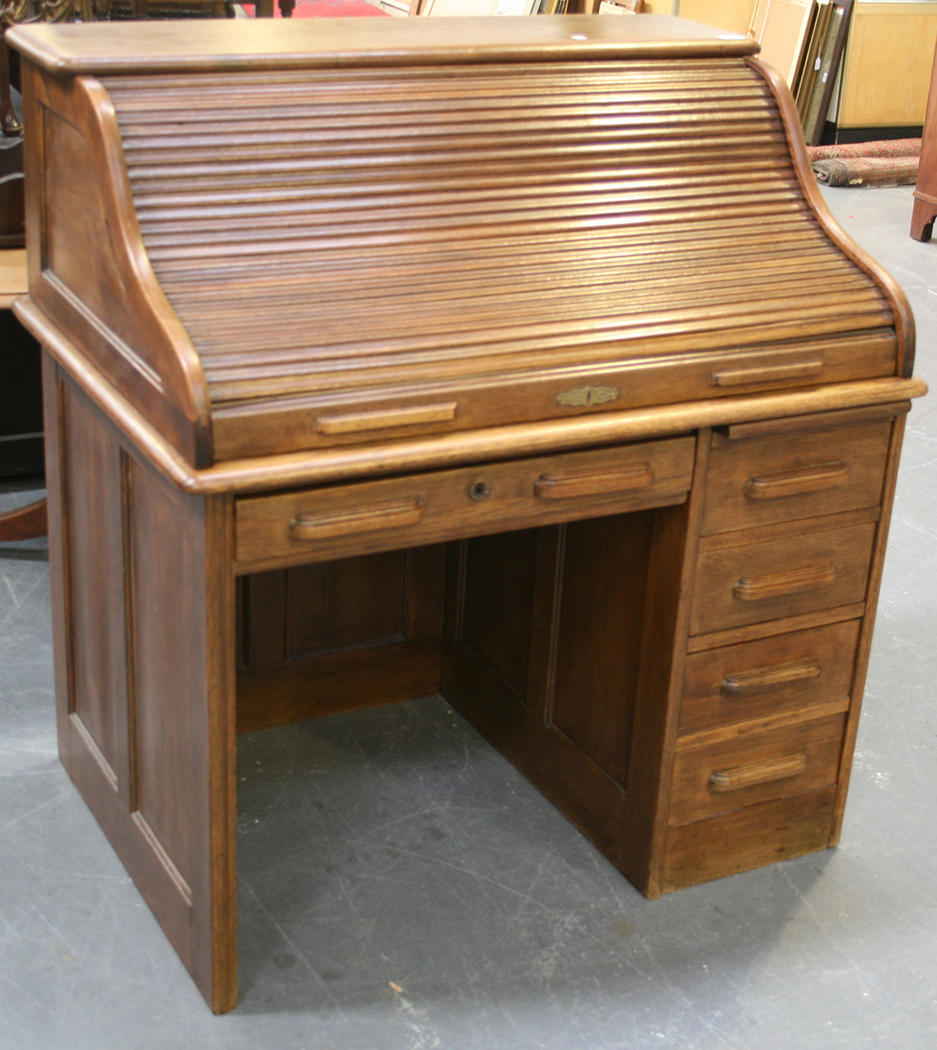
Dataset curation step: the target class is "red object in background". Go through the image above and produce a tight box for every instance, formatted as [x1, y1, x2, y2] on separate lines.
[245, 0, 390, 15]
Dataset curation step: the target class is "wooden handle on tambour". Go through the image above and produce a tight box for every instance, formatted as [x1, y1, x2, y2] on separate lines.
[744, 461, 849, 500]
[534, 463, 653, 500]
[289, 498, 424, 541]
[316, 402, 457, 435]
[709, 751, 807, 793]
[719, 657, 822, 697]
[733, 562, 836, 602]
[711, 359, 824, 387]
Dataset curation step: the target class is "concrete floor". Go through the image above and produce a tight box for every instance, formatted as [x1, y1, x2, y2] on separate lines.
[1, 185, 936, 1049]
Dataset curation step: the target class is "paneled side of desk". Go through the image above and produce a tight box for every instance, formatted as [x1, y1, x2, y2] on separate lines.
[42, 358, 238, 1013]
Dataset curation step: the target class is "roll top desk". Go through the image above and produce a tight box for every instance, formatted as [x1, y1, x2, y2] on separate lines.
[8, 16, 925, 1013]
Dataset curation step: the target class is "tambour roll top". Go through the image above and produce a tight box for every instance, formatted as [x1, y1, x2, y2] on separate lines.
[8, 16, 913, 469]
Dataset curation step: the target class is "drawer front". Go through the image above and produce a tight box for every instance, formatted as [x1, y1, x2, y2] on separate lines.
[235, 437, 695, 571]
[680, 619, 861, 734]
[669, 713, 846, 825]
[690, 522, 876, 636]
[662, 786, 836, 892]
[702, 420, 891, 535]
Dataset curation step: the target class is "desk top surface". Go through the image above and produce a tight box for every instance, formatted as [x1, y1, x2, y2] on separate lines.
[8, 16, 754, 75]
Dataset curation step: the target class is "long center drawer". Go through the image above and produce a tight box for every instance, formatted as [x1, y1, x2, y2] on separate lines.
[235, 436, 695, 572]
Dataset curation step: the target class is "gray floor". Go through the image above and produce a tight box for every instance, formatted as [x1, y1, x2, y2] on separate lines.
[2, 185, 936, 1050]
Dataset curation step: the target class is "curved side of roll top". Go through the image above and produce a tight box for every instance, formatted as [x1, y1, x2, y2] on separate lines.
[20, 64, 212, 467]
[745, 56, 915, 377]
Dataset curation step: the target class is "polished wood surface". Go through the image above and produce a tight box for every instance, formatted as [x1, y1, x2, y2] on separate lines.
[9, 16, 758, 73]
[10, 19, 925, 1014]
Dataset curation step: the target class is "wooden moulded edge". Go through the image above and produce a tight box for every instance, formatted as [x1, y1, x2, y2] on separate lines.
[5, 17, 758, 77]
[17, 296, 927, 497]
[746, 56, 917, 378]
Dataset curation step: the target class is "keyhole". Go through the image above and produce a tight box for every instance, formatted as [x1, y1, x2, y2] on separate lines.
[470, 480, 490, 502]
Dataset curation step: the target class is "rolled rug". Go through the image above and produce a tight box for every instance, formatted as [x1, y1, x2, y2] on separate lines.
[813, 155, 919, 187]
[808, 139, 921, 161]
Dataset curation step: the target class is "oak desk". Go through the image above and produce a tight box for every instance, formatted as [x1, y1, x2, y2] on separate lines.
[8, 16, 926, 1014]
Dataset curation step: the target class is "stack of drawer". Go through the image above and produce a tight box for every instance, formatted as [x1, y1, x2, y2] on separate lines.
[660, 409, 900, 891]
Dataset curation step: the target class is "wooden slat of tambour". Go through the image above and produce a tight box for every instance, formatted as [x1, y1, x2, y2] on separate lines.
[101, 60, 759, 101]
[156, 209, 825, 261]
[122, 119, 784, 160]
[170, 264, 856, 326]
[100, 56, 896, 420]
[206, 329, 895, 405]
[142, 201, 814, 263]
[137, 188, 804, 247]
[135, 172, 801, 233]
[126, 144, 790, 193]
[129, 151, 794, 193]
[122, 110, 777, 146]
[174, 256, 876, 332]
[192, 283, 880, 364]
[130, 162, 793, 212]
[130, 150, 792, 204]
[191, 268, 872, 330]
[118, 94, 778, 130]
[179, 254, 861, 319]
[194, 292, 888, 358]
[157, 225, 838, 289]
[176, 254, 861, 329]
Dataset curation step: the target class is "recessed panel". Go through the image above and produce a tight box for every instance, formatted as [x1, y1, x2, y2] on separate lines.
[63, 385, 127, 789]
[551, 512, 655, 788]
[285, 551, 406, 659]
[460, 530, 539, 699]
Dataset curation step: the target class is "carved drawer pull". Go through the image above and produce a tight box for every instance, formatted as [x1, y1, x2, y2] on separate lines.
[289, 498, 424, 541]
[733, 562, 835, 602]
[534, 463, 653, 500]
[744, 461, 850, 501]
[710, 359, 824, 387]
[720, 657, 822, 697]
[316, 402, 457, 435]
[709, 751, 808, 793]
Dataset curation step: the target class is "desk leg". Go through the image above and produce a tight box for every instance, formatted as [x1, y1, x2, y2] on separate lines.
[44, 360, 238, 1013]
[910, 193, 937, 241]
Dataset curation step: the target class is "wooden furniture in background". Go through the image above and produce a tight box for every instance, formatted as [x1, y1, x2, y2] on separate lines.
[8, 16, 924, 1014]
[911, 38, 937, 241]
[838, 2, 937, 131]
[0, 246, 45, 542]
[674, 0, 937, 138]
